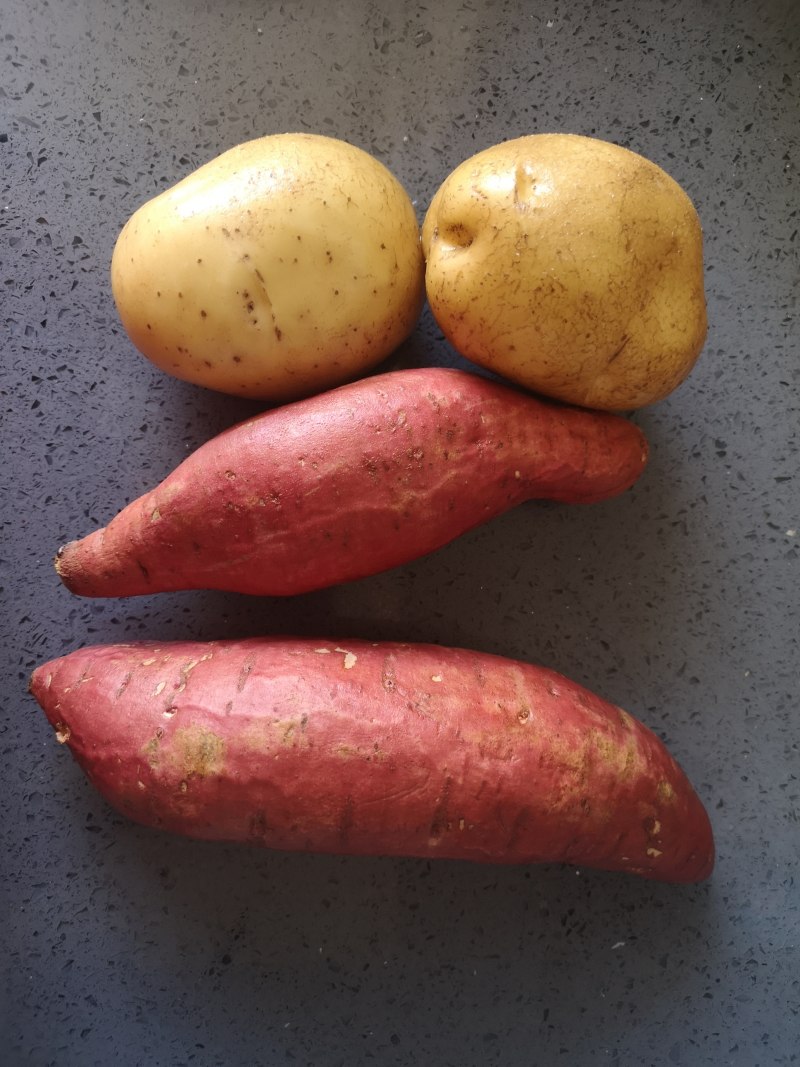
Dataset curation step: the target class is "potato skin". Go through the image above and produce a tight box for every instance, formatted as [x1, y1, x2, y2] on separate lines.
[30, 637, 714, 882]
[422, 134, 707, 411]
[111, 133, 424, 400]
[55, 367, 648, 598]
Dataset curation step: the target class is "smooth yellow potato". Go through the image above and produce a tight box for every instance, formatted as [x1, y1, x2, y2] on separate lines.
[422, 134, 707, 410]
[112, 133, 425, 400]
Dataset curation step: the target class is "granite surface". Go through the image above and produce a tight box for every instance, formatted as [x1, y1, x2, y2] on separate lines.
[1, 0, 797, 1064]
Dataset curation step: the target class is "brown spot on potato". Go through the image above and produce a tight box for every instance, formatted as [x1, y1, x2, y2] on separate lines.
[144, 734, 161, 767]
[237, 659, 254, 693]
[173, 726, 224, 778]
[657, 780, 676, 803]
[54, 723, 71, 744]
[381, 659, 397, 692]
[114, 672, 132, 702]
[607, 335, 630, 365]
[439, 222, 474, 250]
[280, 721, 298, 745]
[362, 456, 379, 478]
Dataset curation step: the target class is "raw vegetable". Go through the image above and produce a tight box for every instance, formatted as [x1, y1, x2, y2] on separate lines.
[422, 133, 707, 411]
[111, 133, 424, 401]
[29, 637, 715, 882]
[55, 367, 648, 599]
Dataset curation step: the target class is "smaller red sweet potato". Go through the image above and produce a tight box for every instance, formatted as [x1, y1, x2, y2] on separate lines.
[54, 367, 648, 598]
[30, 637, 714, 882]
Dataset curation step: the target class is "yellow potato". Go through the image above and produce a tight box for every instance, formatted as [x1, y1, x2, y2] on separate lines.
[422, 134, 707, 410]
[111, 133, 424, 400]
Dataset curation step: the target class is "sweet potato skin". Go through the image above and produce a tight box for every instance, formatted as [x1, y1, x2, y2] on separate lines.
[30, 638, 713, 882]
[55, 368, 648, 598]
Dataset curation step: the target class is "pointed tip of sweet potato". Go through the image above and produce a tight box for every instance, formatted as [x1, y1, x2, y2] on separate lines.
[54, 542, 84, 594]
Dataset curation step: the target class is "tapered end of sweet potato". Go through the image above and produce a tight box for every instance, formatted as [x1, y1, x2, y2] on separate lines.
[659, 797, 715, 883]
[54, 542, 92, 596]
[574, 414, 650, 504]
[54, 544, 68, 579]
[54, 535, 154, 598]
[29, 660, 59, 724]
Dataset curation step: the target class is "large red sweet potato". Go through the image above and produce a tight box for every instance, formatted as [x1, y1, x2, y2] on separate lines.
[55, 368, 647, 598]
[29, 637, 714, 882]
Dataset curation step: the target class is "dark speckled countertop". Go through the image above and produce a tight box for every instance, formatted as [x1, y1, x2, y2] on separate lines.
[2, 1, 798, 1064]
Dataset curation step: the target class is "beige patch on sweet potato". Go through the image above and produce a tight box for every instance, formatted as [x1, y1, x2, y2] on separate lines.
[171, 726, 225, 778]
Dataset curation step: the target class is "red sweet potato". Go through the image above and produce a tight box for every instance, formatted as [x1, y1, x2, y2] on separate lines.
[29, 637, 714, 882]
[55, 368, 647, 598]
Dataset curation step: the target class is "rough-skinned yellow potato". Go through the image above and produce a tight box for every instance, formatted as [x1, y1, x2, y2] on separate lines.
[111, 133, 425, 400]
[422, 134, 707, 411]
